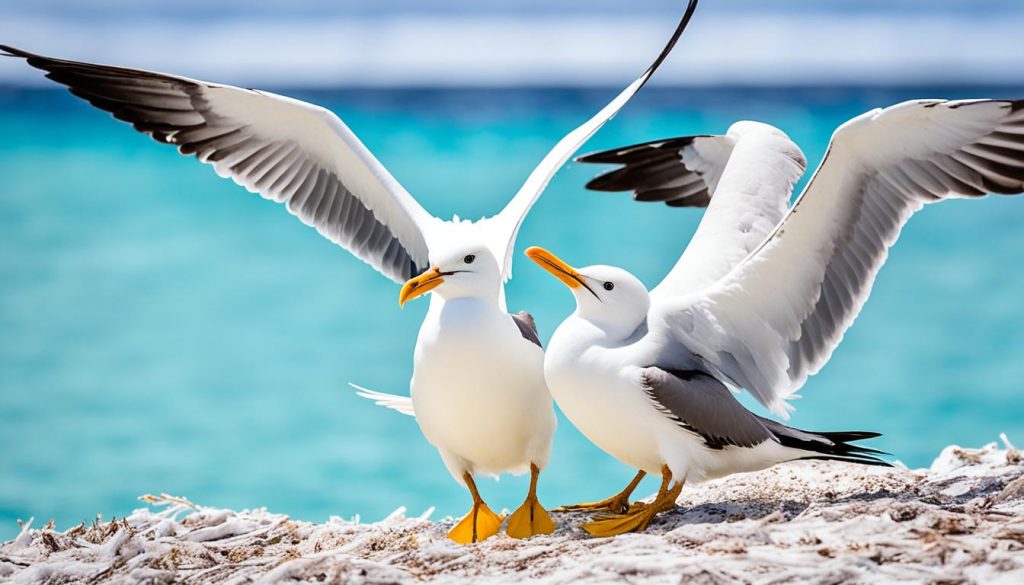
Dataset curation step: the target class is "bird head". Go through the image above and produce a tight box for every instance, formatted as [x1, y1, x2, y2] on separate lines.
[526, 246, 650, 338]
[399, 245, 501, 307]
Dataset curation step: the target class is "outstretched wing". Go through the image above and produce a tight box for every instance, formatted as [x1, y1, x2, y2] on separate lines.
[2, 45, 437, 284]
[657, 99, 1024, 417]
[579, 122, 806, 297]
[484, 0, 701, 280]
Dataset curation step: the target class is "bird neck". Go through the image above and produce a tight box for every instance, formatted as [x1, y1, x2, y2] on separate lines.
[574, 310, 648, 344]
[430, 289, 502, 314]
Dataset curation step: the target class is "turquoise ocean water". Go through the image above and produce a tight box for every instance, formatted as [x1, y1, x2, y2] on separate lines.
[2, 86, 1023, 540]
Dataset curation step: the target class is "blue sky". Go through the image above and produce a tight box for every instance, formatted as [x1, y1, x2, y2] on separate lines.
[2, 1, 1022, 86]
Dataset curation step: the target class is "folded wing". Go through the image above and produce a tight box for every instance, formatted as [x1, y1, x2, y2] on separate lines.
[2, 45, 437, 283]
[657, 99, 1024, 417]
[640, 367, 773, 450]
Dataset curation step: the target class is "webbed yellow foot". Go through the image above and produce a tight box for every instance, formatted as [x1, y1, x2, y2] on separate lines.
[582, 506, 659, 537]
[580, 466, 682, 538]
[506, 496, 555, 539]
[448, 501, 504, 544]
[506, 462, 556, 539]
[448, 472, 504, 544]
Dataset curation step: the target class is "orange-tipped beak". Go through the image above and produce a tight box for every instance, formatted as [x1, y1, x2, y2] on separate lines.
[399, 267, 445, 307]
[525, 246, 585, 290]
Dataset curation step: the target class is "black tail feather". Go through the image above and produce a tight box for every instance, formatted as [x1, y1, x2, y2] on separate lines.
[816, 430, 882, 442]
[798, 455, 894, 468]
[758, 418, 893, 467]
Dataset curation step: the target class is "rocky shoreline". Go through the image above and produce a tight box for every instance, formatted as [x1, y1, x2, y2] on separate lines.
[3, 441, 1023, 584]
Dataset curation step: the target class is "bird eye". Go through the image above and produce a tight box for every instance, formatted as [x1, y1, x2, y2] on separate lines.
[603, 282, 615, 291]
[463, 254, 476, 264]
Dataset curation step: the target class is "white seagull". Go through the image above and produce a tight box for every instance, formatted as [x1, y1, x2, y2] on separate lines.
[527, 98, 1024, 536]
[1, 0, 700, 544]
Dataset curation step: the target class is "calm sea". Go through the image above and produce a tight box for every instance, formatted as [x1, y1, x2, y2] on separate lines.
[2, 85, 1023, 540]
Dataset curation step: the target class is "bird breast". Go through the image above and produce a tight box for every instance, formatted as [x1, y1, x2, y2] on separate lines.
[410, 296, 552, 473]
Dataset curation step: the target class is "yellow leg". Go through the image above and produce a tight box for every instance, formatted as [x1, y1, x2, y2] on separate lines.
[506, 463, 556, 539]
[582, 466, 683, 538]
[556, 470, 647, 514]
[447, 472, 504, 544]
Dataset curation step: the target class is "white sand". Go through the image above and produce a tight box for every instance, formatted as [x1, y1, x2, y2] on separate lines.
[3, 441, 1023, 584]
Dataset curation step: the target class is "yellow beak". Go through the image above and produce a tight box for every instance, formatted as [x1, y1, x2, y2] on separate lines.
[525, 246, 586, 290]
[399, 267, 445, 307]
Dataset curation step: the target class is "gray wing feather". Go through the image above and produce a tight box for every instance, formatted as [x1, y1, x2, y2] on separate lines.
[660, 99, 1024, 417]
[511, 311, 542, 348]
[639, 367, 774, 450]
[2, 45, 431, 283]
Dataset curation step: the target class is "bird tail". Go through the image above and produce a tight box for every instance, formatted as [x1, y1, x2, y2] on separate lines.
[758, 418, 892, 467]
[348, 383, 416, 417]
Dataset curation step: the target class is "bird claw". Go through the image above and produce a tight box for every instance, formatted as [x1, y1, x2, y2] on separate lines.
[555, 496, 631, 515]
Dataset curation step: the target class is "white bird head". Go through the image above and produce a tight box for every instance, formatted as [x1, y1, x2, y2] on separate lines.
[526, 246, 650, 338]
[398, 242, 502, 307]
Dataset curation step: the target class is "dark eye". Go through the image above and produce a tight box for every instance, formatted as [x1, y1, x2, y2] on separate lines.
[464, 254, 476, 264]
[603, 282, 615, 291]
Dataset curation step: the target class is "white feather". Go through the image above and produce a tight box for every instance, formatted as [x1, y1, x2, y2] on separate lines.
[657, 99, 1024, 417]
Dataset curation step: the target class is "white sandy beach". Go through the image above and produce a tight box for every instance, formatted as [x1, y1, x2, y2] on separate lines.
[2, 441, 1023, 584]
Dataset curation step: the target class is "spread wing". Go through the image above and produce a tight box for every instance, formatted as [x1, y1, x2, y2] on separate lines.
[580, 122, 806, 298]
[484, 0, 701, 281]
[2, 45, 438, 284]
[656, 99, 1024, 417]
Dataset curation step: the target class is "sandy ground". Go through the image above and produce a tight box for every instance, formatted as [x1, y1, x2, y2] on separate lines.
[2, 441, 1023, 584]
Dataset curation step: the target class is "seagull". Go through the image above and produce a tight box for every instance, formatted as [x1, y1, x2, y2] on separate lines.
[1, 0, 700, 544]
[527, 98, 1024, 536]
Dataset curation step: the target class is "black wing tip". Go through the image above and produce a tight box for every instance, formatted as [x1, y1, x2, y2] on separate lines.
[0, 44, 36, 60]
[584, 174, 628, 192]
[637, 0, 701, 87]
[576, 136, 702, 165]
[1, 45, 59, 71]
[576, 150, 621, 165]
[662, 191, 711, 208]
[579, 136, 706, 194]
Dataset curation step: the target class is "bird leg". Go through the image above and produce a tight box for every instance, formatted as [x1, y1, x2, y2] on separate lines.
[506, 463, 556, 539]
[447, 472, 504, 544]
[581, 466, 683, 537]
[556, 470, 647, 514]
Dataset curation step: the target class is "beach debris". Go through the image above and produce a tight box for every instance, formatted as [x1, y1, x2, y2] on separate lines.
[2, 441, 1022, 584]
